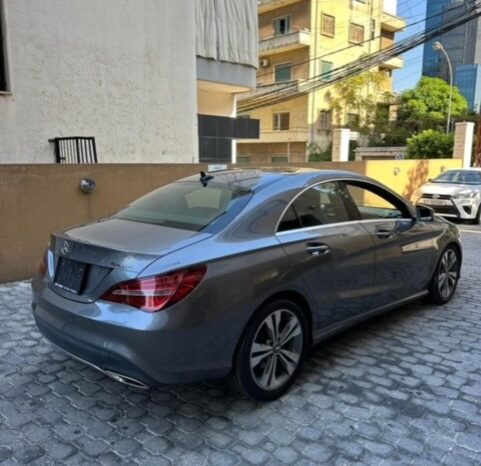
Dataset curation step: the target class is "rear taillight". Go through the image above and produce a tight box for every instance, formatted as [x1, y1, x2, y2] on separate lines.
[101, 266, 207, 312]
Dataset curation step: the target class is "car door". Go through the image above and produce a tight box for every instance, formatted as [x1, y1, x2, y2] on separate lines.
[276, 181, 376, 329]
[344, 181, 435, 308]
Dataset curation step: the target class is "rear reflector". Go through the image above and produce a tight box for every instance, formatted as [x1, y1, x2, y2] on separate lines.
[101, 266, 206, 312]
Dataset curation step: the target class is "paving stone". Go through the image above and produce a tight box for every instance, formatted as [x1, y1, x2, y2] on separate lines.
[0, 228, 480, 464]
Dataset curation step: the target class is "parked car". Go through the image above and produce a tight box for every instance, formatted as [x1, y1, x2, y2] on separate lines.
[32, 169, 462, 401]
[415, 168, 481, 224]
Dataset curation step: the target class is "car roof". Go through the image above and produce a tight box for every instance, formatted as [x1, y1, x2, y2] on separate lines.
[180, 168, 365, 192]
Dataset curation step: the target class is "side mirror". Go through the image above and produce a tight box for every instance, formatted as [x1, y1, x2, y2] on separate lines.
[416, 205, 434, 222]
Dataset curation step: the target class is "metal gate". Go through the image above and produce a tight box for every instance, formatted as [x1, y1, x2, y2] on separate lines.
[50, 137, 98, 164]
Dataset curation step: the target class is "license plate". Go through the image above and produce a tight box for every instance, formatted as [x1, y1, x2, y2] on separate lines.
[421, 198, 452, 206]
[54, 257, 88, 294]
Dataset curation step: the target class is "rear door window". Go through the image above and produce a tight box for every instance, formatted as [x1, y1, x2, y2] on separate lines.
[278, 181, 354, 231]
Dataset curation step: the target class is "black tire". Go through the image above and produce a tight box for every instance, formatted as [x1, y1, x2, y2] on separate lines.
[428, 245, 461, 305]
[231, 299, 309, 401]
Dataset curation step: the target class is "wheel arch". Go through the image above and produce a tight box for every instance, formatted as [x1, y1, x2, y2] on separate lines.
[231, 289, 314, 369]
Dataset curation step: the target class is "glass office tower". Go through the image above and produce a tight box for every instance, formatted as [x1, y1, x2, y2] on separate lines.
[422, 0, 481, 110]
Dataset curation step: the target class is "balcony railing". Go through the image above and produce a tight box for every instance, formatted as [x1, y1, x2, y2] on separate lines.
[259, 29, 311, 56]
[258, 0, 304, 14]
[240, 79, 309, 102]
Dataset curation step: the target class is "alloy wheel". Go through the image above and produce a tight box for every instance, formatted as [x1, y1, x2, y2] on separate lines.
[249, 309, 303, 391]
[438, 249, 458, 299]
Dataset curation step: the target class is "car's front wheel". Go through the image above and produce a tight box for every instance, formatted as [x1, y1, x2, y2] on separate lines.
[231, 299, 309, 401]
[428, 245, 460, 305]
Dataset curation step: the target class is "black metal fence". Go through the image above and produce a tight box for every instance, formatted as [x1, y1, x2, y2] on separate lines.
[50, 137, 98, 164]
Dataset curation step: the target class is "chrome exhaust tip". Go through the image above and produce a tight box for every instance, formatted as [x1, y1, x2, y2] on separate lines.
[104, 370, 150, 390]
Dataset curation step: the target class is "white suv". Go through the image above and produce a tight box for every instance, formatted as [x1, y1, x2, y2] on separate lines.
[415, 168, 481, 224]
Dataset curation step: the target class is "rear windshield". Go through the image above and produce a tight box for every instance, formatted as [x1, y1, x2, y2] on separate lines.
[115, 181, 252, 231]
[432, 170, 481, 185]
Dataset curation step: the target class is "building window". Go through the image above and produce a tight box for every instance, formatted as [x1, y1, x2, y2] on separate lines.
[237, 156, 251, 164]
[272, 156, 289, 164]
[319, 110, 332, 130]
[273, 112, 290, 131]
[273, 16, 291, 36]
[349, 23, 364, 44]
[321, 14, 335, 37]
[0, 0, 7, 92]
[275, 63, 292, 83]
[347, 113, 360, 127]
[320, 61, 333, 81]
[371, 20, 376, 40]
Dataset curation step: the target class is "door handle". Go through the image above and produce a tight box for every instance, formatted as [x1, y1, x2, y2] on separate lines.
[305, 243, 330, 256]
[376, 228, 393, 239]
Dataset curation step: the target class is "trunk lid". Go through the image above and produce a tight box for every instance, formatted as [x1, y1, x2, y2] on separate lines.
[48, 217, 211, 302]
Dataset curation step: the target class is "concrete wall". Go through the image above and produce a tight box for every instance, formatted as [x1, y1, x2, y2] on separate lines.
[0, 159, 462, 283]
[0, 0, 198, 164]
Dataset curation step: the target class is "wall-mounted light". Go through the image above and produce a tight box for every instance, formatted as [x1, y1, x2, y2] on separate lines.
[80, 178, 96, 194]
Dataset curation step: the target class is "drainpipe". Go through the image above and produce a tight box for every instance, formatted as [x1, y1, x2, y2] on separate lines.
[309, 0, 320, 149]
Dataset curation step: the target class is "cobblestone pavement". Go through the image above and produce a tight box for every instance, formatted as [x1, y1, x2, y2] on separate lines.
[1, 225, 481, 465]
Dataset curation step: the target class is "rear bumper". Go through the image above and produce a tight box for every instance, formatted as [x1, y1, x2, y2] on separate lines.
[31, 277, 234, 386]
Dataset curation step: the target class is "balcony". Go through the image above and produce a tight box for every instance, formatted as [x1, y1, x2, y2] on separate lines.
[241, 128, 309, 144]
[381, 11, 407, 32]
[380, 56, 404, 70]
[239, 79, 309, 102]
[259, 29, 311, 57]
[258, 0, 304, 14]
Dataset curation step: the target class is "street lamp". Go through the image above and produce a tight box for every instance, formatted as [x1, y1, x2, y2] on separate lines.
[433, 41, 453, 134]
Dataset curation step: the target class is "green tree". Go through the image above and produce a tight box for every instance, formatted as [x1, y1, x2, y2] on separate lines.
[406, 129, 454, 159]
[324, 70, 394, 131]
[398, 77, 468, 131]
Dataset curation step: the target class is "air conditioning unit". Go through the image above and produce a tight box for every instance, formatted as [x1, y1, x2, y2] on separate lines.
[260, 59, 270, 68]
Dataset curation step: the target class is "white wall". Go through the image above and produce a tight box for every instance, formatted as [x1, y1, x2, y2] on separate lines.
[383, 0, 398, 15]
[0, 0, 198, 163]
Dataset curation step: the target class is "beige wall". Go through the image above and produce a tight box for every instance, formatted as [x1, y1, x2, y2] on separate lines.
[197, 87, 235, 117]
[238, 142, 306, 163]
[0, 159, 463, 283]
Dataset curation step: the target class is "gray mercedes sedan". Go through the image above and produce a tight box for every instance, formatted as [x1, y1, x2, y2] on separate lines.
[32, 169, 462, 401]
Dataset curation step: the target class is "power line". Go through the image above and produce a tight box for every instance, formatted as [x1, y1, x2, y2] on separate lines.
[254, 2, 467, 82]
[239, 2, 481, 113]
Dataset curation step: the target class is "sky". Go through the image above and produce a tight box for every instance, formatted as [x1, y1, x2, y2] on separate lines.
[393, 0, 428, 93]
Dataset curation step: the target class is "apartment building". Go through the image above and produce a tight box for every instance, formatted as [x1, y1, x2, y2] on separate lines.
[0, 0, 258, 163]
[237, 0, 406, 164]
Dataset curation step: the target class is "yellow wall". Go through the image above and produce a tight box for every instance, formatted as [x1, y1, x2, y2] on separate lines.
[257, 49, 310, 86]
[241, 95, 309, 144]
[259, 0, 311, 39]
[247, 0, 404, 154]
[307, 0, 391, 128]
[0, 159, 462, 283]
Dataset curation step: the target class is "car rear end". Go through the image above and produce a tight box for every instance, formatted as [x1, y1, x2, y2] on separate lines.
[32, 175, 259, 386]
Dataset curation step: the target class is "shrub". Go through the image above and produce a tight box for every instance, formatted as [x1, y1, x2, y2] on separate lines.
[406, 130, 454, 159]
